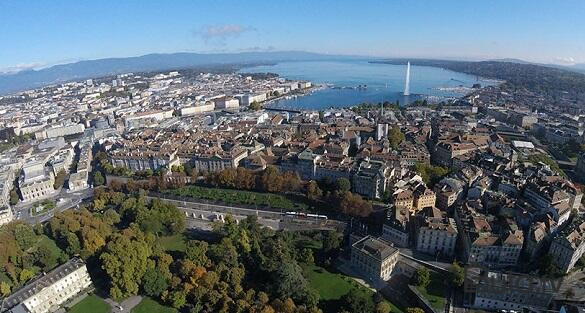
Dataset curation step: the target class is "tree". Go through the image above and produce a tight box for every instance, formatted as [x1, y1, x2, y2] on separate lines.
[19, 268, 34, 283]
[94, 171, 105, 186]
[341, 289, 375, 313]
[406, 308, 424, 313]
[169, 290, 187, 309]
[388, 126, 405, 149]
[413, 267, 430, 288]
[376, 302, 392, 313]
[273, 262, 312, 304]
[185, 240, 209, 267]
[306, 181, 323, 200]
[9, 189, 19, 205]
[249, 101, 262, 111]
[335, 177, 351, 193]
[336, 191, 372, 217]
[104, 209, 121, 225]
[142, 268, 168, 297]
[0, 281, 10, 297]
[259, 166, 283, 193]
[100, 230, 152, 299]
[322, 230, 342, 253]
[53, 170, 67, 189]
[35, 243, 59, 271]
[451, 262, 465, 287]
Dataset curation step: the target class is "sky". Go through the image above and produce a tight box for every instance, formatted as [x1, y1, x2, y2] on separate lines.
[1, 0, 584, 72]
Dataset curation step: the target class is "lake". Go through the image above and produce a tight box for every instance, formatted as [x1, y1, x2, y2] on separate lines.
[239, 60, 490, 110]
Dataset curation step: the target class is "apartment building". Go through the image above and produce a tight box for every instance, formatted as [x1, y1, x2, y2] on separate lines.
[352, 159, 389, 199]
[415, 207, 458, 257]
[2, 258, 93, 313]
[548, 219, 585, 273]
[382, 206, 410, 247]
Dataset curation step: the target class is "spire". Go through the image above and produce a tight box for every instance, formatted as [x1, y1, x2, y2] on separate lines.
[403, 61, 411, 96]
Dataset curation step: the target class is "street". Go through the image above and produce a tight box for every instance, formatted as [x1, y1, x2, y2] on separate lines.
[13, 187, 94, 224]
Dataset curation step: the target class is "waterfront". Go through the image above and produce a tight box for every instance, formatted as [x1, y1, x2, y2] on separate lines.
[239, 60, 492, 109]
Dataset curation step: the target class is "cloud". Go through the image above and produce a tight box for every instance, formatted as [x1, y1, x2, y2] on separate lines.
[196, 24, 254, 45]
[553, 56, 576, 65]
[0, 62, 45, 74]
[237, 46, 275, 52]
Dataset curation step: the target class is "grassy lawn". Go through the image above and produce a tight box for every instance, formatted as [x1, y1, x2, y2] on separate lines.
[156, 233, 187, 252]
[68, 294, 111, 313]
[305, 264, 357, 300]
[304, 265, 402, 313]
[131, 297, 177, 313]
[415, 271, 446, 311]
[168, 185, 307, 210]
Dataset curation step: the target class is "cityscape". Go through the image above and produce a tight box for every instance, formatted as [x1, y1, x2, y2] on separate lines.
[1, 1, 585, 313]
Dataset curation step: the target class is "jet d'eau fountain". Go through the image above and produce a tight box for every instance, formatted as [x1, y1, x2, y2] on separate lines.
[403, 61, 411, 96]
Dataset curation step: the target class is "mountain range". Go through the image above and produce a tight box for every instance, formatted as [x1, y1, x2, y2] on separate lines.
[1, 51, 584, 95]
[0, 51, 368, 95]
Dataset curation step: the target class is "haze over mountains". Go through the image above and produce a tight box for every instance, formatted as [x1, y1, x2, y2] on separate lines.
[0, 50, 583, 95]
[0, 51, 369, 95]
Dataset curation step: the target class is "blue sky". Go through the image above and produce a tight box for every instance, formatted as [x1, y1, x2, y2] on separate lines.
[1, 0, 584, 72]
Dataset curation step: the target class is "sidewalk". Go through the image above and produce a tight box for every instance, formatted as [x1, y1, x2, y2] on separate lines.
[105, 295, 142, 313]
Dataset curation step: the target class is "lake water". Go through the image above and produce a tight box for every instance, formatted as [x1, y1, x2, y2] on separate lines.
[239, 60, 489, 110]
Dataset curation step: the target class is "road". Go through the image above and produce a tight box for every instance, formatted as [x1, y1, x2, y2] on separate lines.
[14, 187, 94, 224]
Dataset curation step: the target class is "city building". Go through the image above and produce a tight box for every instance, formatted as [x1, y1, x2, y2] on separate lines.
[548, 218, 585, 273]
[351, 236, 399, 281]
[2, 257, 93, 313]
[0, 206, 13, 226]
[415, 207, 458, 257]
[18, 160, 56, 202]
[352, 159, 389, 199]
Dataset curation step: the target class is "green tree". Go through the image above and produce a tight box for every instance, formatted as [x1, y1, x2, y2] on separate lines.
[249, 101, 262, 111]
[100, 230, 152, 299]
[341, 289, 375, 313]
[141, 268, 168, 297]
[335, 177, 351, 192]
[0, 281, 10, 297]
[9, 189, 19, 205]
[19, 268, 34, 283]
[185, 240, 209, 267]
[388, 126, 405, 149]
[451, 262, 465, 287]
[104, 209, 121, 225]
[93, 171, 105, 186]
[413, 267, 430, 288]
[63, 231, 81, 256]
[35, 243, 59, 271]
[170, 290, 186, 309]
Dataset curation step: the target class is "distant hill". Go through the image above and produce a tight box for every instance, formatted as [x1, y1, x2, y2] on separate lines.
[0, 51, 367, 95]
[371, 58, 585, 95]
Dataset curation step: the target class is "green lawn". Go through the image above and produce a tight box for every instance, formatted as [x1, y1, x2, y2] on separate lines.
[304, 265, 402, 313]
[68, 294, 111, 313]
[415, 271, 447, 310]
[156, 234, 187, 252]
[305, 265, 357, 300]
[131, 297, 177, 313]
